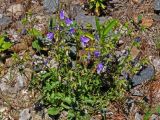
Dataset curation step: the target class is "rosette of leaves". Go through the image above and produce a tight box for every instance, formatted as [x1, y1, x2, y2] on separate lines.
[0, 35, 12, 63]
[0, 35, 12, 52]
[88, 0, 106, 16]
[29, 28, 54, 53]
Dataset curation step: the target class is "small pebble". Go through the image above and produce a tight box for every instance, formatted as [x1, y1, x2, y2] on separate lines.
[0, 14, 3, 18]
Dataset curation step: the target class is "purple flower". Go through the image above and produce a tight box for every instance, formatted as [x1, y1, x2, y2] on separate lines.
[69, 28, 75, 34]
[60, 10, 64, 20]
[65, 18, 73, 26]
[134, 37, 141, 42]
[21, 28, 27, 35]
[47, 32, 54, 40]
[94, 51, 100, 58]
[80, 36, 90, 47]
[97, 63, 103, 74]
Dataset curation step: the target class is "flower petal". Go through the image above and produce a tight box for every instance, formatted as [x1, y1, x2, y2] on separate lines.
[60, 10, 64, 20]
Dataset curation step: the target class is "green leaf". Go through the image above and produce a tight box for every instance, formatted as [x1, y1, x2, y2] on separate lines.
[63, 97, 72, 105]
[0, 36, 4, 46]
[100, 3, 106, 9]
[21, 17, 28, 25]
[85, 33, 94, 40]
[28, 28, 41, 37]
[103, 19, 118, 39]
[2, 42, 12, 50]
[95, 17, 101, 37]
[61, 103, 70, 109]
[138, 14, 142, 23]
[144, 111, 152, 120]
[48, 107, 61, 115]
[67, 110, 75, 118]
[32, 40, 41, 51]
[157, 106, 160, 114]
[96, 2, 100, 8]
[54, 92, 65, 100]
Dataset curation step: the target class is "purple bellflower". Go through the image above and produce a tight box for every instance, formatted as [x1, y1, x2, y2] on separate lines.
[65, 18, 73, 26]
[134, 37, 141, 42]
[94, 51, 100, 58]
[69, 28, 75, 34]
[80, 36, 90, 47]
[97, 63, 104, 74]
[47, 32, 54, 40]
[60, 10, 64, 20]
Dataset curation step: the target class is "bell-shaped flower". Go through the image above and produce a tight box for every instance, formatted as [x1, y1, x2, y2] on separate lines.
[80, 36, 90, 47]
[97, 63, 103, 74]
[60, 10, 65, 20]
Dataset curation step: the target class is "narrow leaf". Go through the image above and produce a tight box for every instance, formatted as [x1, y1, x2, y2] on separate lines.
[103, 19, 118, 38]
[48, 107, 61, 115]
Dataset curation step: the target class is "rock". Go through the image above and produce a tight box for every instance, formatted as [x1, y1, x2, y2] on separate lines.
[59, 111, 68, 120]
[132, 0, 139, 3]
[152, 58, 160, 71]
[75, 12, 110, 30]
[135, 112, 143, 120]
[118, 40, 124, 45]
[7, 29, 21, 43]
[0, 16, 12, 31]
[131, 89, 143, 97]
[43, 0, 59, 13]
[153, 14, 160, 21]
[0, 106, 8, 113]
[0, 67, 32, 93]
[31, 111, 43, 120]
[91, 114, 102, 120]
[154, 0, 160, 11]
[31, 108, 52, 120]
[19, 108, 31, 120]
[7, 4, 24, 17]
[124, 98, 135, 115]
[132, 0, 142, 4]
[33, 23, 47, 32]
[150, 114, 159, 120]
[131, 65, 155, 87]
[11, 42, 28, 53]
[69, 46, 77, 60]
[141, 18, 153, 28]
[0, 14, 3, 18]
[130, 46, 140, 60]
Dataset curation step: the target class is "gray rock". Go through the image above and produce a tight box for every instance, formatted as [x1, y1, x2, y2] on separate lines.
[131, 65, 155, 87]
[131, 89, 143, 97]
[0, 16, 12, 31]
[7, 4, 24, 17]
[154, 0, 160, 11]
[43, 0, 59, 13]
[135, 112, 143, 120]
[75, 12, 110, 30]
[152, 58, 160, 71]
[0, 67, 32, 93]
[124, 98, 135, 114]
[150, 114, 159, 120]
[0, 14, 2, 18]
[59, 111, 68, 120]
[19, 108, 31, 120]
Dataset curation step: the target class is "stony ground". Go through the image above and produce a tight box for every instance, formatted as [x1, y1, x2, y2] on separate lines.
[0, 0, 160, 120]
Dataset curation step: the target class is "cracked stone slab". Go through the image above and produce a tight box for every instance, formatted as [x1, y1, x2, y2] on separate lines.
[131, 65, 155, 87]
[0, 16, 12, 31]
